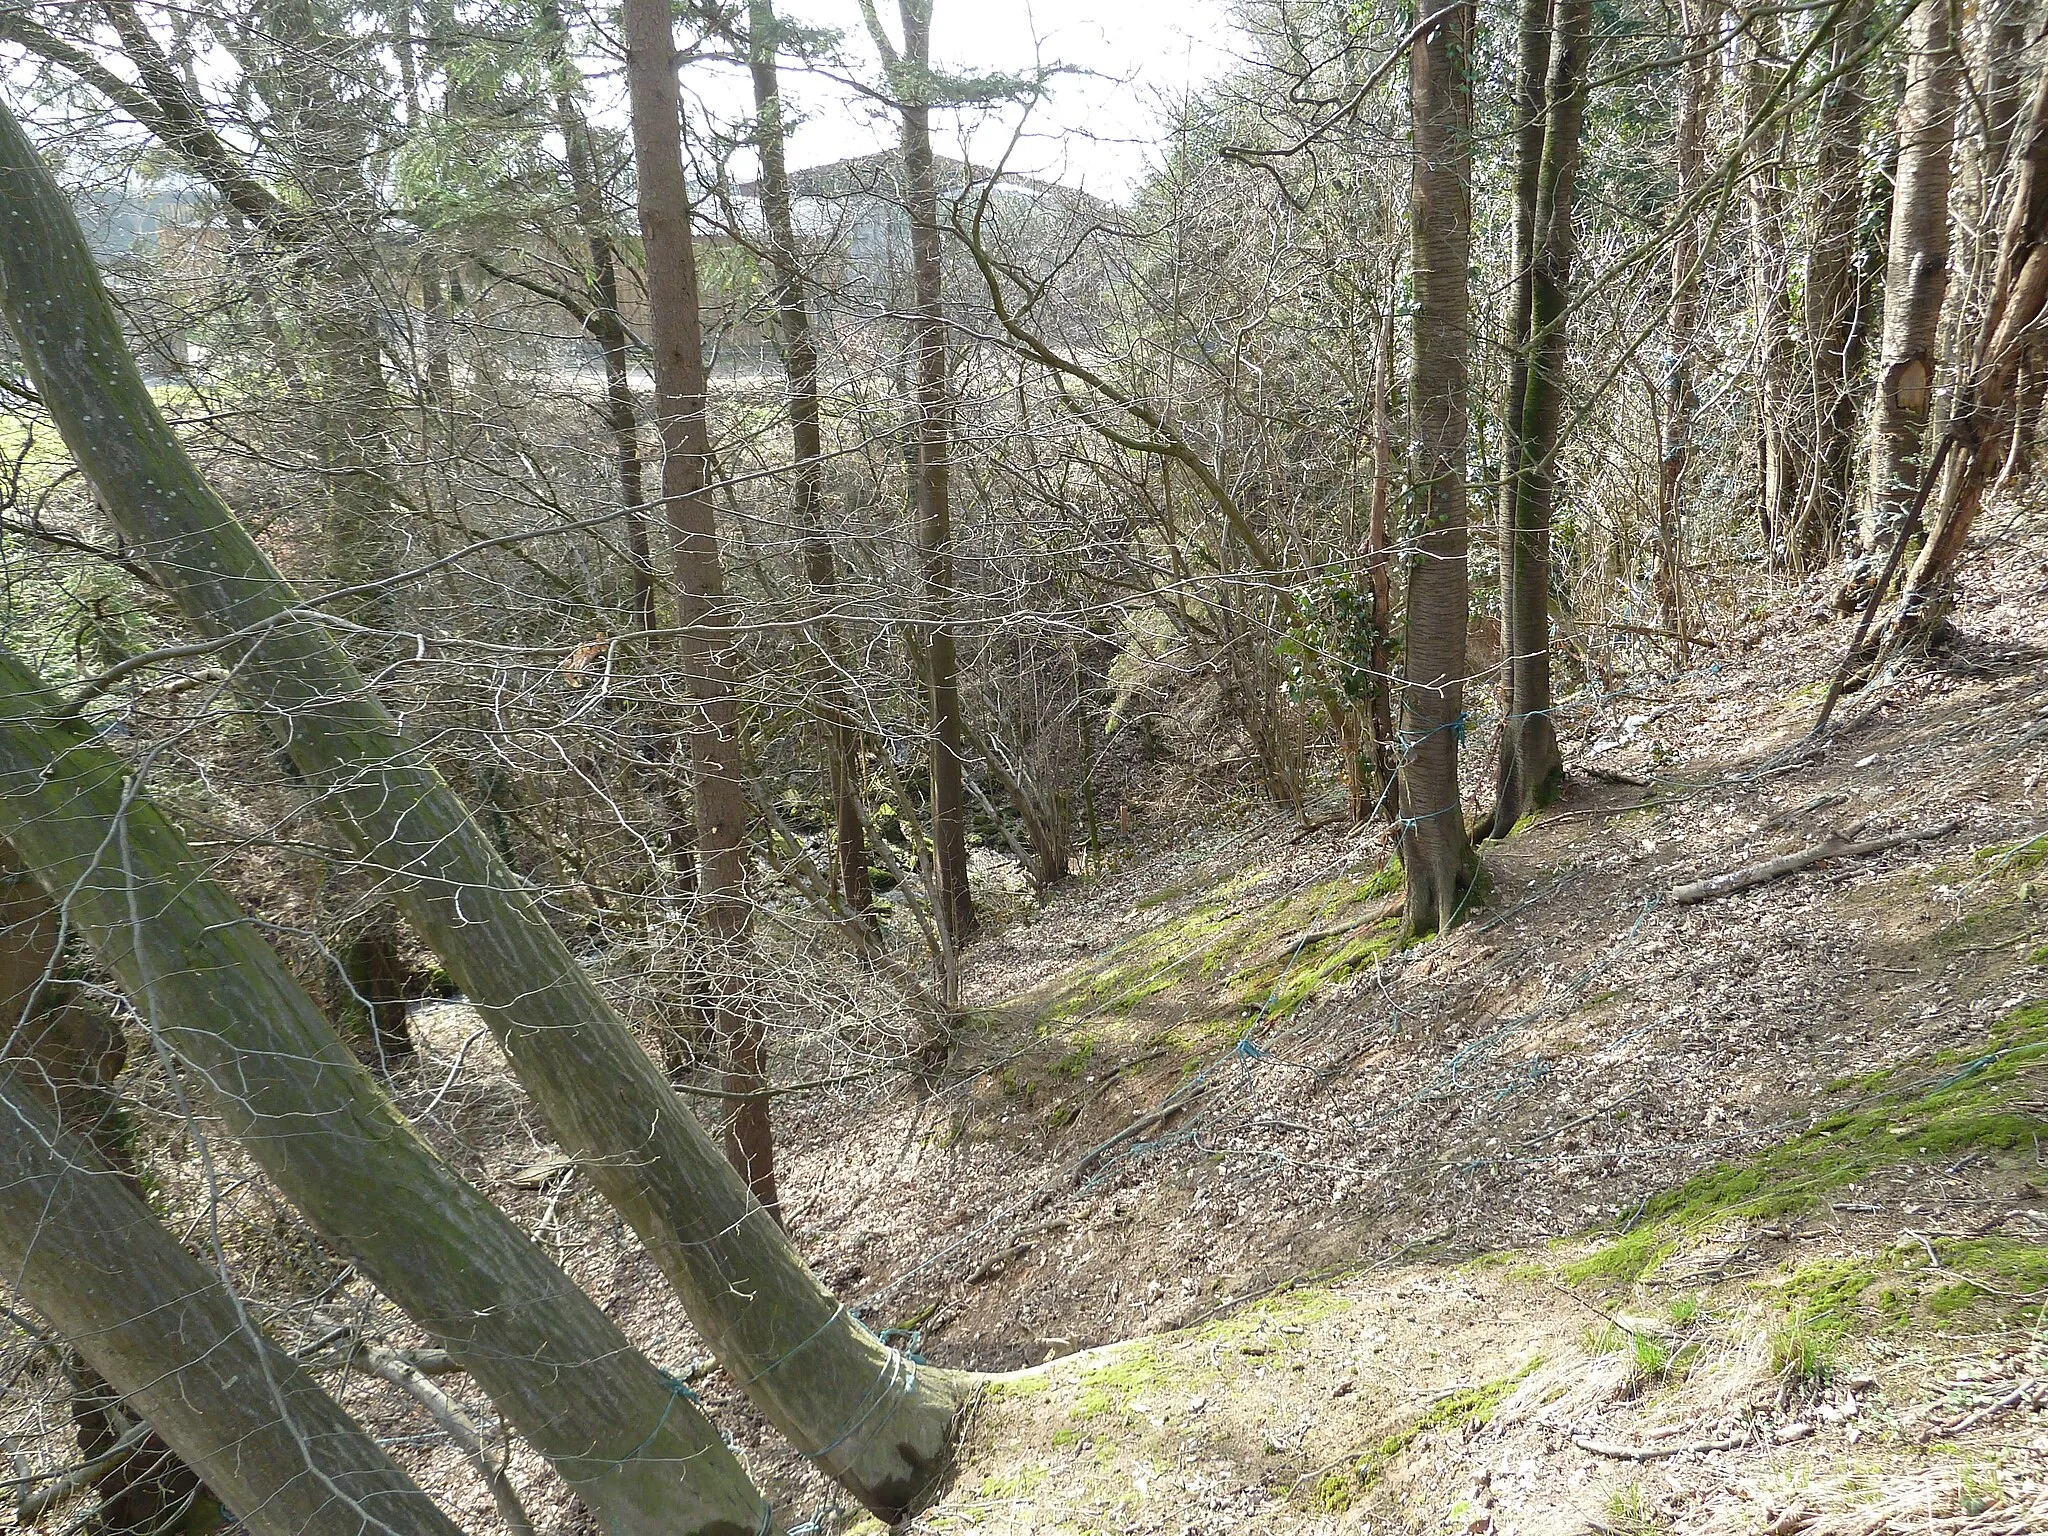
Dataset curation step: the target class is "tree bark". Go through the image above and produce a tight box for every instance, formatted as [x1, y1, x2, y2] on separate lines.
[0, 79, 967, 1528]
[1857, 0, 1957, 561]
[1397, 0, 1481, 939]
[748, 0, 874, 921]
[1656, 0, 1719, 625]
[1489, 0, 1592, 840]
[620, 0, 779, 1214]
[0, 1070, 465, 1536]
[0, 654, 774, 1536]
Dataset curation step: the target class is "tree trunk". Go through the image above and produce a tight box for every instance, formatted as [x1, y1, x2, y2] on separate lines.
[748, 0, 874, 921]
[1497, 0, 1551, 714]
[1656, 0, 1719, 625]
[1489, 0, 1591, 839]
[0, 1069, 465, 1536]
[620, 0, 779, 1215]
[1398, 0, 1482, 939]
[1790, 0, 1871, 566]
[0, 66, 967, 1530]
[1364, 293, 1399, 819]
[1743, 13, 1802, 555]
[1883, 55, 2048, 647]
[1855, 0, 1957, 565]
[896, 0, 977, 947]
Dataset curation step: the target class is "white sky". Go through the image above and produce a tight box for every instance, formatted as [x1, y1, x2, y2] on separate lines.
[711, 0, 1247, 200]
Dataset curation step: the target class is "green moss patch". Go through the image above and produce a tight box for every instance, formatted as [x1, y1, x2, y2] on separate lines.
[1566, 1003, 2048, 1285]
[1315, 1363, 1539, 1512]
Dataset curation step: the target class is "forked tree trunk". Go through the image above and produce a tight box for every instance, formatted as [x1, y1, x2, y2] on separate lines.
[620, 0, 779, 1215]
[1398, 0, 1481, 939]
[0, 1070, 464, 1536]
[0, 653, 774, 1536]
[1791, 0, 1872, 566]
[1489, 0, 1592, 840]
[1656, 0, 1718, 627]
[0, 88, 968, 1525]
[1856, 0, 1957, 561]
[749, 0, 874, 920]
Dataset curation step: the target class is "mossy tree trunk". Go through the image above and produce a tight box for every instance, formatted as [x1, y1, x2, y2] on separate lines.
[0, 652, 774, 1536]
[1397, 0, 1482, 939]
[0, 86, 967, 1525]
[1, 844, 211, 1536]
[1488, 0, 1592, 840]
[0, 1070, 465, 1536]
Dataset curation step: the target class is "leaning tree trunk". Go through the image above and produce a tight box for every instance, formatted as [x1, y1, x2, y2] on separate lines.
[749, 0, 875, 921]
[0, 86, 967, 1526]
[1656, 0, 1719, 630]
[1397, 0, 1481, 939]
[1791, 0, 1872, 566]
[621, 0, 779, 1215]
[0, 1070, 465, 1536]
[1, 844, 212, 1536]
[1855, 0, 1957, 568]
[1489, 0, 1592, 840]
[0, 652, 775, 1536]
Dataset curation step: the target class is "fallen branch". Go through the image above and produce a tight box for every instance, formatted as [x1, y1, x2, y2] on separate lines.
[1571, 1428, 1748, 1460]
[313, 1314, 534, 1536]
[1926, 1378, 2046, 1439]
[1669, 820, 1961, 906]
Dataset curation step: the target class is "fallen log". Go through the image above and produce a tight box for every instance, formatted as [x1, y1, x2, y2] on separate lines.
[1571, 1429, 1748, 1460]
[1669, 820, 1961, 906]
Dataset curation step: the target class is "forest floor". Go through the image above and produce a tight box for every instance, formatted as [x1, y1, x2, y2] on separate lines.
[733, 518, 2048, 1535]
[41, 520, 2045, 1536]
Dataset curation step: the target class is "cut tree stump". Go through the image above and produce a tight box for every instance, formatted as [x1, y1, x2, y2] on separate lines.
[1669, 820, 1961, 906]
